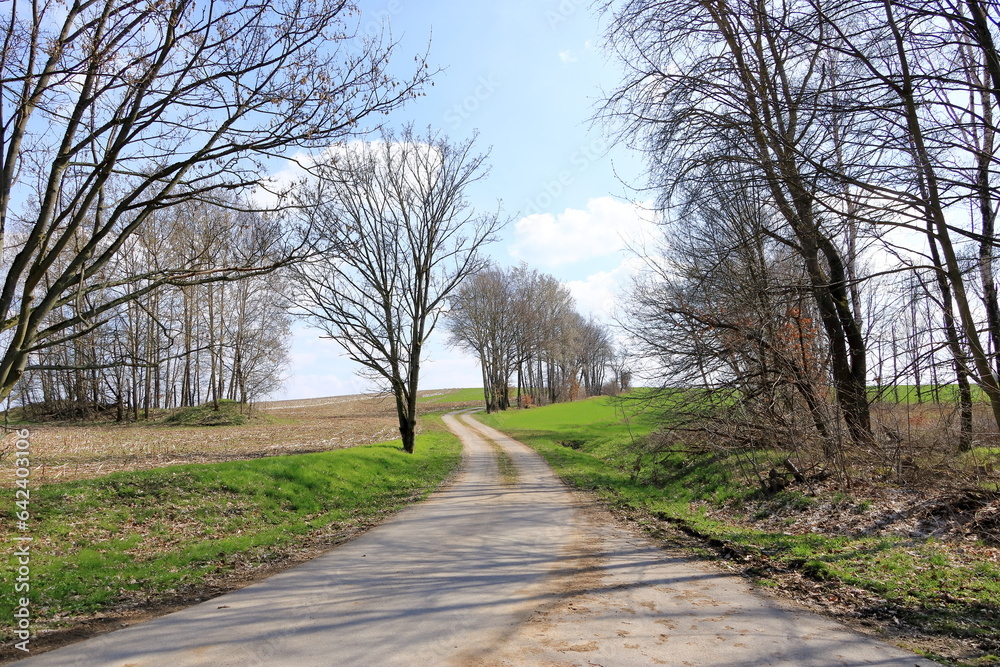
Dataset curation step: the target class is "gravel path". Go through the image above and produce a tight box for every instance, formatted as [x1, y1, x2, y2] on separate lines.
[13, 411, 938, 666]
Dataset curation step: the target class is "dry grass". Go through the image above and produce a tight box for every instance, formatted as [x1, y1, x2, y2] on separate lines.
[0, 390, 479, 485]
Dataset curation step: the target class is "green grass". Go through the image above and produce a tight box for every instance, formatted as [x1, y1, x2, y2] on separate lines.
[477, 397, 1000, 660]
[869, 383, 991, 404]
[487, 440, 518, 486]
[0, 418, 461, 639]
[417, 388, 487, 403]
[160, 399, 266, 426]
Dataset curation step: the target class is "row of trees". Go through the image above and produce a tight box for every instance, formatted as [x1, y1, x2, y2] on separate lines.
[14, 200, 291, 419]
[0, 0, 604, 451]
[0, 0, 507, 455]
[0, 0, 428, 412]
[606, 0, 1000, 459]
[291, 126, 502, 452]
[446, 264, 621, 413]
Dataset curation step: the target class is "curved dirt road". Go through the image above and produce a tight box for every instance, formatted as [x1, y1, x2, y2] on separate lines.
[15, 411, 937, 666]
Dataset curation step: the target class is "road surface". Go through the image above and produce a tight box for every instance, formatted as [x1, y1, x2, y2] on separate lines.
[15, 411, 936, 666]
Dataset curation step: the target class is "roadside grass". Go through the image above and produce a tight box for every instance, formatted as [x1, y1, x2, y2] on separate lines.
[0, 416, 462, 643]
[477, 397, 1000, 665]
[487, 440, 518, 486]
[956, 447, 1000, 472]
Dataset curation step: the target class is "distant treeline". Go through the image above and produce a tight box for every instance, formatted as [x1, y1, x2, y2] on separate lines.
[446, 264, 627, 413]
[14, 201, 290, 421]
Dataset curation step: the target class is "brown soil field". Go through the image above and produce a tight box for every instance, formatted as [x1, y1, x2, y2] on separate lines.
[1, 390, 481, 485]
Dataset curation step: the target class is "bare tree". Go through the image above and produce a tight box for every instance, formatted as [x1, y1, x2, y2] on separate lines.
[17, 197, 293, 418]
[0, 0, 427, 404]
[809, 0, 1000, 434]
[622, 173, 838, 457]
[292, 126, 502, 453]
[604, 0, 875, 447]
[447, 265, 517, 413]
[577, 317, 615, 397]
[447, 263, 617, 409]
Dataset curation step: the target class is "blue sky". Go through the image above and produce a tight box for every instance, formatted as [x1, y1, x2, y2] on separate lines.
[272, 0, 655, 399]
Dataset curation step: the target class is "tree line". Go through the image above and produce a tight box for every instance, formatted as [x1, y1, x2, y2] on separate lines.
[605, 0, 1000, 466]
[446, 263, 623, 413]
[14, 199, 291, 419]
[0, 0, 510, 459]
[0, 0, 486, 448]
[0, 0, 427, 417]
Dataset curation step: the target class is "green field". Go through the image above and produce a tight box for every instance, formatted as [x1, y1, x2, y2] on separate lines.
[477, 396, 1000, 665]
[869, 383, 991, 404]
[417, 388, 487, 403]
[0, 417, 462, 641]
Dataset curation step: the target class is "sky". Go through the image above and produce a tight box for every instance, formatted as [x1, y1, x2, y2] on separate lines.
[271, 0, 656, 400]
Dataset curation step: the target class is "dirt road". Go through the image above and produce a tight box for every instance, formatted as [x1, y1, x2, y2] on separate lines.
[14, 411, 937, 666]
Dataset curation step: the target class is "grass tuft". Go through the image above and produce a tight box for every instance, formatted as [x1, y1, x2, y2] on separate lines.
[160, 399, 264, 426]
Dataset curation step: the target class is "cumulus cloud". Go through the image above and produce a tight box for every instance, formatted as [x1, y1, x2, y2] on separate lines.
[252, 151, 311, 211]
[564, 256, 646, 322]
[254, 139, 440, 211]
[509, 197, 656, 267]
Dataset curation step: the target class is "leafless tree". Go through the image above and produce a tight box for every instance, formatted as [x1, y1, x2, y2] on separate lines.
[447, 263, 618, 410]
[803, 0, 1000, 436]
[622, 172, 840, 458]
[0, 0, 427, 404]
[17, 197, 293, 419]
[577, 318, 615, 398]
[604, 0, 875, 447]
[292, 126, 502, 453]
[447, 266, 517, 412]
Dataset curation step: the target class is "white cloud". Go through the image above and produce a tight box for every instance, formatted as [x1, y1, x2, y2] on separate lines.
[564, 256, 645, 323]
[419, 349, 484, 390]
[558, 49, 578, 63]
[254, 139, 440, 211]
[268, 323, 484, 400]
[252, 152, 309, 211]
[509, 197, 656, 267]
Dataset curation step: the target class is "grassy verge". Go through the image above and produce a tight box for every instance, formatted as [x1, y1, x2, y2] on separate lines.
[477, 397, 1000, 666]
[0, 415, 461, 644]
[487, 440, 518, 486]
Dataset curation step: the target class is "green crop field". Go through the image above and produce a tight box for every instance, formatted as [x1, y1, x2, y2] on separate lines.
[417, 388, 487, 403]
